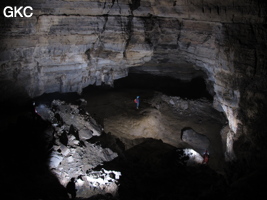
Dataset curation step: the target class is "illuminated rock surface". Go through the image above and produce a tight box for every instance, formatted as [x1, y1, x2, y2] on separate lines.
[181, 128, 210, 153]
[1, 0, 267, 163]
[0, 89, 265, 200]
[0, 0, 267, 199]
[37, 100, 120, 198]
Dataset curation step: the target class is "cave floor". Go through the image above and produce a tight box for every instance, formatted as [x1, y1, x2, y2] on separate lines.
[30, 85, 227, 172]
[81, 87, 227, 173]
[0, 87, 248, 200]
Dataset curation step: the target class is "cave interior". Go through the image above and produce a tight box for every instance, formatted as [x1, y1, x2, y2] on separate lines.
[1, 0, 267, 200]
[0, 63, 265, 200]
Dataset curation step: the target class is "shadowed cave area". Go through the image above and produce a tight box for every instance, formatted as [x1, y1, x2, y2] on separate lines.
[1, 0, 267, 199]
[114, 73, 213, 100]
[1, 69, 260, 200]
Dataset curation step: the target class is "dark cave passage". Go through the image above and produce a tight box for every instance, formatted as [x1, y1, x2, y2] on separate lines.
[1, 0, 266, 199]
[0, 108, 69, 200]
[0, 68, 226, 200]
[0, 74, 251, 200]
[114, 73, 213, 100]
[32, 68, 213, 109]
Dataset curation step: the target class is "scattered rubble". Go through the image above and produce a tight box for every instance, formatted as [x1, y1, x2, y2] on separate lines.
[36, 100, 121, 198]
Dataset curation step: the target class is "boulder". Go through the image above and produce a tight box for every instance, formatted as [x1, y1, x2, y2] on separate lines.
[181, 128, 210, 154]
[79, 129, 94, 140]
[50, 152, 63, 168]
[43, 100, 119, 198]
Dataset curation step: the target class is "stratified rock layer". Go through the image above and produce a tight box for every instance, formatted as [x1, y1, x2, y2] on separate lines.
[1, 0, 267, 162]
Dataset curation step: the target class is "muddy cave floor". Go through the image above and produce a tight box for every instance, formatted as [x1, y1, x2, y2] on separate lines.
[1, 87, 265, 200]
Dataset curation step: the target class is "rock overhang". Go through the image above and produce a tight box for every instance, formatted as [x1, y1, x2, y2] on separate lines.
[1, 0, 267, 161]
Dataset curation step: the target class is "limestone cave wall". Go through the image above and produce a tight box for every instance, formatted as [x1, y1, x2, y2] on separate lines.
[0, 0, 267, 162]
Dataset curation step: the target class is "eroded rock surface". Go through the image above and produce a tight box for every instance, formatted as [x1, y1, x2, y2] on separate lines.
[181, 128, 210, 154]
[0, 0, 267, 172]
[1, 92, 265, 199]
[36, 100, 121, 198]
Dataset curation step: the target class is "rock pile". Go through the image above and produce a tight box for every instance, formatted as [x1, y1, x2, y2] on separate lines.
[159, 93, 213, 116]
[36, 100, 121, 198]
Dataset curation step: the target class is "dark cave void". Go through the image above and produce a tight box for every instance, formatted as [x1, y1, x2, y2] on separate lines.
[114, 73, 213, 100]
